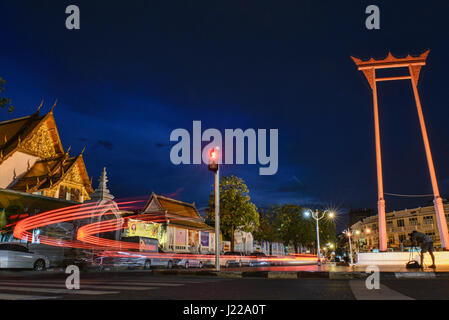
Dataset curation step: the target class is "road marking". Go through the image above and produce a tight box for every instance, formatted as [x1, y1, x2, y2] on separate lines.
[0, 293, 60, 300]
[349, 280, 414, 300]
[80, 281, 184, 287]
[0, 282, 156, 291]
[0, 285, 118, 295]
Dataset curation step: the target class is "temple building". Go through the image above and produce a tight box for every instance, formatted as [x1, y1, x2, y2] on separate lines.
[129, 193, 215, 253]
[0, 104, 93, 202]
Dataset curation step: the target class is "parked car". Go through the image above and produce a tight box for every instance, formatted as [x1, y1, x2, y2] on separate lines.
[148, 249, 175, 269]
[248, 252, 270, 267]
[222, 251, 251, 267]
[93, 250, 175, 270]
[0, 243, 50, 271]
[174, 254, 204, 269]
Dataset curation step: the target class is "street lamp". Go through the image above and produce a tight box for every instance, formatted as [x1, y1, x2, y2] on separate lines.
[304, 209, 335, 266]
[343, 229, 353, 265]
[208, 147, 220, 271]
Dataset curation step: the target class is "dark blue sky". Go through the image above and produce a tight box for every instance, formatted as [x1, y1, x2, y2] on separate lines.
[1, 1, 449, 229]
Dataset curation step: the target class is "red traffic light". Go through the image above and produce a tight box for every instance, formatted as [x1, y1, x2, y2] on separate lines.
[210, 148, 217, 160]
[208, 148, 219, 172]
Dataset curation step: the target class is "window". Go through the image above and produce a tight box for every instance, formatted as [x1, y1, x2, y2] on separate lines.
[59, 186, 67, 200]
[399, 234, 406, 242]
[0, 244, 28, 252]
[388, 236, 395, 245]
[423, 216, 434, 225]
[397, 219, 405, 227]
[71, 189, 80, 202]
[409, 217, 418, 226]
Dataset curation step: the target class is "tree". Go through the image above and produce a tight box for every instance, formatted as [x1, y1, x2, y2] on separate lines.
[253, 206, 279, 243]
[206, 175, 259, 251]
[0, 77, 13, 112]
[275, 204, 315, 253]
[318, 214, 337, 247]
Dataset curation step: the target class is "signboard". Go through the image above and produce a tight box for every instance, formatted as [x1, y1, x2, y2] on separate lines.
[121, 236, 158, 252]
[188, 230, 199, 247]
[200, 231, 209, 247]
[139, 237, 158, 252]
[31, 229, 40, 244]
[175, 228, 186, 245]
[222, 241, 231, 252]
[127, 219, 161, 239]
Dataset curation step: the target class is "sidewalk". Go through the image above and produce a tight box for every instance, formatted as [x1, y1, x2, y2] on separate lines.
[149, 263, 449, 279]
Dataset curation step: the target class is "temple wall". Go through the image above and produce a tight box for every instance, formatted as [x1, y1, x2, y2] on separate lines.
[0, 151, 39, 188]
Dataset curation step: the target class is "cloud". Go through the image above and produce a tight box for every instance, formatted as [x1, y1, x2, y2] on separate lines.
[96, 140, 114, 151]
[155, 142, 171, 148]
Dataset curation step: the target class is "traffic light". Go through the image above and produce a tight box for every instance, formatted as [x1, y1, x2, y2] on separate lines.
[208, 148, 219, 172]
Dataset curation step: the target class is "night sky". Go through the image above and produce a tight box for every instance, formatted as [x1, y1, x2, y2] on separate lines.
[1, 1, 448, 230]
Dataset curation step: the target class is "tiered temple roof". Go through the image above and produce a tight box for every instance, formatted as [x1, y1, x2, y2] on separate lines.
[140, 193, 214, 231]
[0, 104, 93, 201]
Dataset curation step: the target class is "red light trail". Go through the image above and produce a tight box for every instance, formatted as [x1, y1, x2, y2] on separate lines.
[10, 199, 318, 265]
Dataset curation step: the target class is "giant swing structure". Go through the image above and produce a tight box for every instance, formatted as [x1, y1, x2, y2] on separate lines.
[351, 50, 449, 251]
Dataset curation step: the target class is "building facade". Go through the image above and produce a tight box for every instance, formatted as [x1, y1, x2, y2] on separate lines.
[350, 203, 449, 251]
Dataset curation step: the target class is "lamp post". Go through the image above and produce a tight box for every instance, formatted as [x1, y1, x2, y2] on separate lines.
[208, 147, 220, 271]
[343, 229, 353, 265]
[304, 209, 334, 266]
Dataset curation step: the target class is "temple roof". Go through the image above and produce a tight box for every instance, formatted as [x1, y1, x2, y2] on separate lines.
[140, 193, 213, 231]
[0, 108, 64, 162]
[10, 153, 93, 194]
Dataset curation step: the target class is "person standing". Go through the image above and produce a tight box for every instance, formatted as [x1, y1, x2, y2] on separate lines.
[410, 230, 436, 268]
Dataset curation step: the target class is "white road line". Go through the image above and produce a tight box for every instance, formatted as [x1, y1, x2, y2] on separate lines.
[80, 281, 184, 287]
[0, 282, 156, 291]
[349, 280, 414, 300]
[0, 293, 60, 300]
[0, 286, 118, 295]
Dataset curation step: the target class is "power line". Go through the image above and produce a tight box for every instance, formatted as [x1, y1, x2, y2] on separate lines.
[384, 192, 433, 198]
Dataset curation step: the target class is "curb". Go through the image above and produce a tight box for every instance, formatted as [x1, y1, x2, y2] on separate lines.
[329, 272, 367, 280]
[41, 267, 449, 280]
[268, 272, 299, 279]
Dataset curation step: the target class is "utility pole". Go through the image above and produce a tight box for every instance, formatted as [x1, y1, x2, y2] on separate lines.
[209, 148, 220, 271]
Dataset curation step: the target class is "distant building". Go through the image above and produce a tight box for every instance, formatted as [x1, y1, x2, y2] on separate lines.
[0, 107, 93, 201]
[348, 208, 375, 226]
[350, 204, 449, 251]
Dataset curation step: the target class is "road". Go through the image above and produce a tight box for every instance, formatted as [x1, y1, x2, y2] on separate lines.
[0, 270, 448, 300]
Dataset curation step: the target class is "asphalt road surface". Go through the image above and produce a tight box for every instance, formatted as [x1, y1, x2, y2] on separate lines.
[0, 270, 448, 300]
